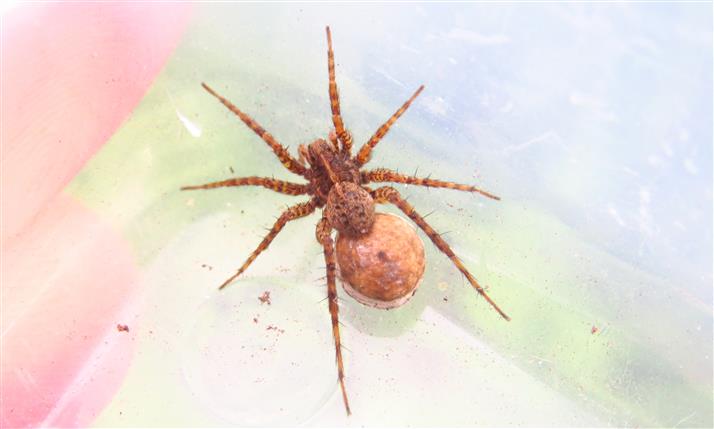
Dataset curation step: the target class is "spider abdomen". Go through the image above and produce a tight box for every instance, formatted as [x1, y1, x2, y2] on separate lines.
[325, 182, 375, 237]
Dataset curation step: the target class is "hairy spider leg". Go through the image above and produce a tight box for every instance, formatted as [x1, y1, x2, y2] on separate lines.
[325, 26, 353, 155]
[328, 129, 340, 152]
[218, 199, 318, 290]
[201, 82, 308, 177]
[361, 168, 500, 200]
[316, 217, 352, 415]
[354, 85, 424, 167]
[369, 186, 511, 321]
[181, 176, 309, 196]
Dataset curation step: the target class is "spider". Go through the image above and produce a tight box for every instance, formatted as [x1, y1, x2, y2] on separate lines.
[182, 26, 510, 416]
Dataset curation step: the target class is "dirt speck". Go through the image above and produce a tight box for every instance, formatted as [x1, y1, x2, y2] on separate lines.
[258, 291, 271, 305]
[266, 325, 285, 334]
[116, 324, 129, 333]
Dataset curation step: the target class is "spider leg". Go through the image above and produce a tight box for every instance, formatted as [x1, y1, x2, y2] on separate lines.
[354, 85, 424, 167]
[201, 82, 308, 177]
[181, 176, 309, 196]
[369, 186, 511, 321]
[325, 26, 353, 155]
[218, 198, 318, 290]
[361, 168, 500, 200]
[316, 217, 352, 415]
[328, 129, 340, 152]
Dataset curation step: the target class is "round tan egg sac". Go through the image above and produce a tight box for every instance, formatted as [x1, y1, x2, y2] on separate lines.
[335, 213, 425, 309]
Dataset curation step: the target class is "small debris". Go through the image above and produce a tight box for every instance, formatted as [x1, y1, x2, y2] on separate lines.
[266, 325, 285, 334]
[201, 263, 213, 271]
[258, 291, 271, 305]
[253, 316, 259, 324]
[443, 297, 448, 302]
[591, 325, 599, 335]
[116, 324, 130, 333]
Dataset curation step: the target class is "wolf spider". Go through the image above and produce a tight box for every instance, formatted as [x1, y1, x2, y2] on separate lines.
[182, 27, 510, 416]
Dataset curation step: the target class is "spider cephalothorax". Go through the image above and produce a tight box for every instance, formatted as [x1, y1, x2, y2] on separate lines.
[182, 26, 509, 416]
[298, 138, 375, 237]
